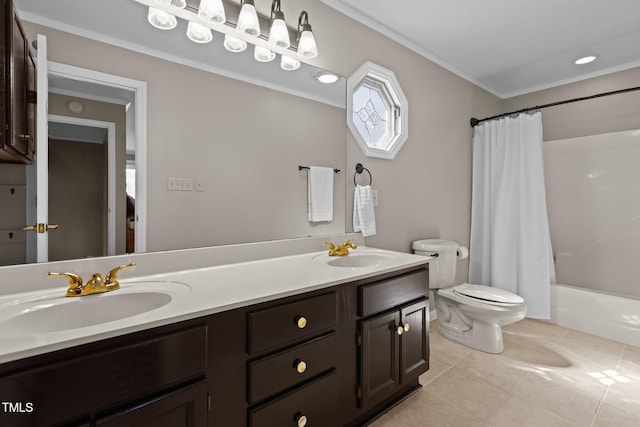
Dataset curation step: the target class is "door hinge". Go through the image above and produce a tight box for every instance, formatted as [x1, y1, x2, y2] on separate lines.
[207, 394, 212, 412]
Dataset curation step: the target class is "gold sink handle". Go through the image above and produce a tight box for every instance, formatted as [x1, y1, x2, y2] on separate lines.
[105, 262, 137, 291]
[47, 272, 84, 297]
[324, 239, 357, 256]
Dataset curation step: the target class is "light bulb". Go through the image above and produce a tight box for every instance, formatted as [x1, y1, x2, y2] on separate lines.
[147, 7, 177, 30]
[224, 34, 247, 53]
[281, 55, 300, 71]
[198, 0, 226, 24]
[237, 0, 260, 37]
[268, 14, 290, 49]
[297, 29, 317, 59]
[254, 46, 276, 62]
[187, 22, 213, 43]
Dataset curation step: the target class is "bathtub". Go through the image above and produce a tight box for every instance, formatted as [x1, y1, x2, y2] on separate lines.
[551, 283, 640, 347]
[429, 284, 640, 347]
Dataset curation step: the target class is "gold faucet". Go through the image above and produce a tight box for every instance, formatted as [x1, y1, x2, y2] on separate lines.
[47, 263, 136, 297]
[323, 240, 357, 256]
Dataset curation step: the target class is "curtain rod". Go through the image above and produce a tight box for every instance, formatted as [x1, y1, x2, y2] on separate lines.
[470, 86, 640, 128]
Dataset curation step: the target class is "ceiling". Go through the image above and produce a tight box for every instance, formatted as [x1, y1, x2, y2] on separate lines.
[321, 0, 640, 98]
[14, 0, 640, 100]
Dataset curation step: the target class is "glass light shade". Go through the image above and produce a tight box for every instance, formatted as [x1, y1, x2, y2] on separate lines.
[254, 46, 276, 62]
[187, 22, 213, 43]
[147, 7, 177, 30]
[280, 55, 300, 71]
[155, 0, 186, 8]
[224, 34, 247, 53]
[297, 29, 318, 59]
[237, 1, 261, 37]
[268, 18, 290, 49]
[198, 0, 226, 24]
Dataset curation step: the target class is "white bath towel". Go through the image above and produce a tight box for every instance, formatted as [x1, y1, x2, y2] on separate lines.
[307, 166, 334, 222]
[353, 185, 376, 236]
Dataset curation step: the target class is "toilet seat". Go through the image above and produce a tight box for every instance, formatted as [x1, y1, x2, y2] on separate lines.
[452, 283, 524, 305]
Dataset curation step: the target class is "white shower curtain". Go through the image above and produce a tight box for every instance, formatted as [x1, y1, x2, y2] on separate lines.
[469, 112, 555, 319]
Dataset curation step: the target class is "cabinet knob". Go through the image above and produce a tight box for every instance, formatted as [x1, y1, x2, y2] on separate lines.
[396, 326, 404, 336]
[404, 323, 410, 332]
[295, 316, 307, 329]
[295, 413, 308, 427]
[294, 359, 307, 374]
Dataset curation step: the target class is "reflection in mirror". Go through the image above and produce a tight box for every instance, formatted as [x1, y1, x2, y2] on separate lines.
[2, 0, 347, 267]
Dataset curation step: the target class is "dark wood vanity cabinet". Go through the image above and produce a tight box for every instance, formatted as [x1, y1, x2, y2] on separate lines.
[0, 265, 429, 427]
[1, 0, 36, 164]
[0, 325, 208, 427]
[355, 269, 430, 411]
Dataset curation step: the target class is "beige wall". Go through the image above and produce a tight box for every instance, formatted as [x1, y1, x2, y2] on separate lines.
[23, 0, 501, 284]
[503, 67, 640, 141]
[48, 93, 127, 255]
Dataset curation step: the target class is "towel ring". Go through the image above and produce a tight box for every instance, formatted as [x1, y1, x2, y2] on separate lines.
[354, 163, 372, 186]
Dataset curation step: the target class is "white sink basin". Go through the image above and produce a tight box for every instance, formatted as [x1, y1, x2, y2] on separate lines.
[314, 250, 400, 268]
[0, 281, 190, 336]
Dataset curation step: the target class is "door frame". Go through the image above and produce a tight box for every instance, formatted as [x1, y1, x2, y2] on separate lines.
[47, 61, 148, 253]
[48, 114, 117, 256]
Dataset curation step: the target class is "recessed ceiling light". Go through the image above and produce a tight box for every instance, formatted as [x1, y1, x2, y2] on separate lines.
[574, 55, 597, 65]
[314, 71, 340, 84]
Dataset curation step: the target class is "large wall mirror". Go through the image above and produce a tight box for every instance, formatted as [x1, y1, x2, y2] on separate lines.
[1, 0, 347, 267]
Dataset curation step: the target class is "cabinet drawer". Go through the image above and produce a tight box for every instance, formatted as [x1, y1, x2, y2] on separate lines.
[248, 292, 337, 354]
[358, 269, 428, 317]
[248, 332, 337, 404]
[0, 326, 207, 427]
[249, 371, 338, 427]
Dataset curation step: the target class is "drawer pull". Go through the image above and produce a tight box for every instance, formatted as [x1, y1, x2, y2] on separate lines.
[295, 412, 308, 427]
[404, 323, 410, 332]
[294, 359, 307, 374]
[295, 316, 307, 329]
[396, 325, 404, 336]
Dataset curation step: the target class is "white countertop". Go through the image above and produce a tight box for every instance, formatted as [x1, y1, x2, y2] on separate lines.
[0, 247, 430, 364]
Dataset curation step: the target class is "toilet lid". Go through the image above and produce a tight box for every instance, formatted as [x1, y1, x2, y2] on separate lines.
[453, 283, 524, 304]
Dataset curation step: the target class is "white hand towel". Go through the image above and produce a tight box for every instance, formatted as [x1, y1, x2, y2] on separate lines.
[307, 166, 334, 222]
[353, 185, 376, 236]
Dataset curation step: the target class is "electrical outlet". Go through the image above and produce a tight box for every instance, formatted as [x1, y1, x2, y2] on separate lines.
[167, 177, 193, 191]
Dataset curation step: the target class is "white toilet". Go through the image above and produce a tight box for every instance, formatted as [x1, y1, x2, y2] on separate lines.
[412, 239, 527, 353]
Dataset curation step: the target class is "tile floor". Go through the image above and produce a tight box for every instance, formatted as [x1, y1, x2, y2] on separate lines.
[370, 319, 640, 427]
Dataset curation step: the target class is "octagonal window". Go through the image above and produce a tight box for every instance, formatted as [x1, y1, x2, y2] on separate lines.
[347, 62, 408, 159]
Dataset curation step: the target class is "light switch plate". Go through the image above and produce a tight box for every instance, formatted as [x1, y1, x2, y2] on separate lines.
[167, 177, 193, 191]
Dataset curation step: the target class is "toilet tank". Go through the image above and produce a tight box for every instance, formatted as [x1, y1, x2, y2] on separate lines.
[412, 239, 459, 289]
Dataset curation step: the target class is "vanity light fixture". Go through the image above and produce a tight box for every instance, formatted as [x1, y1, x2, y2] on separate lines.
[268, 0, 290, 49]
[574, 55, 597, 65]
[237, 0, 261, 37]
[147, 7, 178, 29]
[135, 0, 319, 71]
[296, 11, 317, 59]
[198, 0, 226, 24]
[187, 21, 213, 43]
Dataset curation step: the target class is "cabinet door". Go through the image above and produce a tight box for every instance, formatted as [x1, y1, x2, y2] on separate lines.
[10, 9, 27, 156]
[95, 381, 207, 427]
[359, 311, 400, 408]
[400, 298, 429, 383]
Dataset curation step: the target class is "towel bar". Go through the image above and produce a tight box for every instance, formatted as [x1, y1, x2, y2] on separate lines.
[298, 165, 341, 173]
